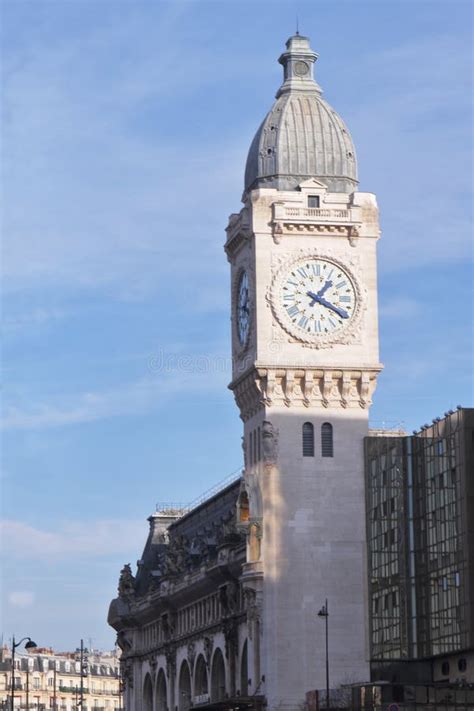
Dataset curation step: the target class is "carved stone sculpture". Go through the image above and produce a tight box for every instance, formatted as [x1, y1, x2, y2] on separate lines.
[187, 642, 196, 671]
[118, 564, 136, 599]
[262, 420, 278, 465]
[203, 636, 214, 669]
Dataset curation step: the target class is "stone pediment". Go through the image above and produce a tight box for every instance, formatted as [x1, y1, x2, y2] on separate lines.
[298, 178, 328, 191]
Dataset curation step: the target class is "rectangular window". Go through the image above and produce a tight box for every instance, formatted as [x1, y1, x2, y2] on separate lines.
[307, 195, 320, 208]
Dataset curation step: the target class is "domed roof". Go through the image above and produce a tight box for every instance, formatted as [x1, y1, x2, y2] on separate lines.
[244, 35, 358, 195]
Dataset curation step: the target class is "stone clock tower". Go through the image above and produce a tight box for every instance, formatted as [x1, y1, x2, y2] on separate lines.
[225, 34, 382, 708]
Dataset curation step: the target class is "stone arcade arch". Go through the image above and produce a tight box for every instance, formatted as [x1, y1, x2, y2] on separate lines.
[240, 640, 249, 696]
[156, 668, 167, 711]
[210, 648, 226, 702]
[193, 654, 208, 699]
[143, 673, 153, 711]
[178, 660, 192, 711]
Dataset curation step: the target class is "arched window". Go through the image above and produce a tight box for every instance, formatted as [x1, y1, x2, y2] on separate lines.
[156, 669, 167, 711]
[240, 640, 249, 695]
[194, 654, 208, 697]
[210, 649, 226, 702]
[321, 422, 333, 457]
[238, 491, 250, 523]
[143, 674, 153, 711]
[302, 422, 314, 457]
[178, 661, 192, 710]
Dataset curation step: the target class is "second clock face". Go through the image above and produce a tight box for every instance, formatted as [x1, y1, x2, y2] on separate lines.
[281, 258, 357, 336]
[237, 270, 250, 346]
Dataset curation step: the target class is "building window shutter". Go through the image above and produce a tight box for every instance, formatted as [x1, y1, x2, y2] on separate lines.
[302, 422, 314, 457]
[321, 423, 333, 457]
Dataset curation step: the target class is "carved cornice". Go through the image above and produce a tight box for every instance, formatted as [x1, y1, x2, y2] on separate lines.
[272, 220, 361, 246]
[230, 366, 382, 420]
[225, 209, 251, 260]
[271, 202, 364, 246]
[121, 614, 247, 663]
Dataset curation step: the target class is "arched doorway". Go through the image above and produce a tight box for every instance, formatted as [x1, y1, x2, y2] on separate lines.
[210, 648, 226, 702]
[156, 668, 167, 711]
[240, 640, 248, 695]
[178, 660, 192, 710]
[194, 654, 208, 698]
[143, 673, 153, 711]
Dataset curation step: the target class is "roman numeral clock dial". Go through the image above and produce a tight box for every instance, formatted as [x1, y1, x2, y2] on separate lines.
[236, 270, 250, 347]
[271, 256, 363, 347]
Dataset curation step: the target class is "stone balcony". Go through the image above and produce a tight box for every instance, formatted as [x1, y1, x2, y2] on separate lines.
[274, 204, 353, 223]
[271, 201, 361, 243]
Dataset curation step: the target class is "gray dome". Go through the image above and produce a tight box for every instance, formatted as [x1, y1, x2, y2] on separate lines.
[244, 35, 358, 194]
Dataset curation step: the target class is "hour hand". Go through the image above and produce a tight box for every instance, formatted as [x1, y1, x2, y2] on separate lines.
[316, 280, 332, 297]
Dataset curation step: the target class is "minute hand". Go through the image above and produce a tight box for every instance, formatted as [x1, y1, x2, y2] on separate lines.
[306, 291, 349, 319]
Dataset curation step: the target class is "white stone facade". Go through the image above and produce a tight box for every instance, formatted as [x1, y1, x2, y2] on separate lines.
[225, 176, 381, 708]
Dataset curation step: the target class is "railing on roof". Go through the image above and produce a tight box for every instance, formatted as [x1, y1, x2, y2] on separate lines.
[155, 466, 242, 521]
[369, 420, 406, 435]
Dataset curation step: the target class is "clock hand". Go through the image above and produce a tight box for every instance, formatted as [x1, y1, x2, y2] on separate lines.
[307, 290, 320, 305]
[306, 291, 349, 319]
[316, 280, 332, 298]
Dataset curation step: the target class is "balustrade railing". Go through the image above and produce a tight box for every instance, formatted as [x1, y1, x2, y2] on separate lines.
[276, 206, 351, 221]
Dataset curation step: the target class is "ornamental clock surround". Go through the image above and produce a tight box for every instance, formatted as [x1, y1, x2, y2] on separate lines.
[266, 249, 367, 350]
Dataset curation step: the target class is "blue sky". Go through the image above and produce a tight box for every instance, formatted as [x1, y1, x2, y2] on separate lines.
[1, 0, 472, 651]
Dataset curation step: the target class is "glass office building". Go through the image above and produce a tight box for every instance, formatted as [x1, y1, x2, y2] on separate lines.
[365, 408, 474, 682]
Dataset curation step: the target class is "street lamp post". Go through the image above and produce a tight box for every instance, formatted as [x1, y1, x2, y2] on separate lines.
[10, 637, 37, 711]
[318, 600, 330, 711]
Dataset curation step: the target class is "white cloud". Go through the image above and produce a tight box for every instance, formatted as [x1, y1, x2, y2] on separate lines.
[8, 591, 36, 608]
[2, 358, 229, 430]
[1, 519, 146, 559]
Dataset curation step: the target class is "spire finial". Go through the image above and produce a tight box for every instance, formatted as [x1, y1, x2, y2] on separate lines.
[277, 33, 321, 98]
[296, 14, 299, 35]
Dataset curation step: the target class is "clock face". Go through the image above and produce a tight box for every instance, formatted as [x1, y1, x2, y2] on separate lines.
[294, 60, 309, 76]
[237, 271, 250, 346]
[280, 258, 357, 337]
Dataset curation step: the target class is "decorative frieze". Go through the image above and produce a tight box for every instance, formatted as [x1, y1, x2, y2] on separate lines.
[231, 366, 381, 420]
[225, 208, 251, 259]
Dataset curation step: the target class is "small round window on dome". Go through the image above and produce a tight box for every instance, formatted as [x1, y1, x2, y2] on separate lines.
[267, 149, 273, 156]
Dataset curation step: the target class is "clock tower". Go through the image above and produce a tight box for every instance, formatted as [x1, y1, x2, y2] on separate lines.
[225, 34, 382, 708]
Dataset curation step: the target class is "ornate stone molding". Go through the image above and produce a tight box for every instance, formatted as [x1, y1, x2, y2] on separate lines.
[229, 368, 264, 421]
[271, 202, 363, 246]
[203, 636, 214, 669]
[187, 642, 196, 671]
[165, 645, 176, 680]
[222, 618, 239, 660]
[231, 366, 382, 419]
[262, 420, 278, 466]
[243, 588, 263, 640]
[272, 220, 362, 245]
[225, 208, 251, 259]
